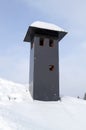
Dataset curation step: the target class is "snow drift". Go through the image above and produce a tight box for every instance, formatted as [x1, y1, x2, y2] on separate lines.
[0, 78, 32, 102]
[0, 78, 86, 130]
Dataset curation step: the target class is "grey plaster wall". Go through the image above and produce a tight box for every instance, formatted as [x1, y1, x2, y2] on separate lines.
[30, 36, 59, 101]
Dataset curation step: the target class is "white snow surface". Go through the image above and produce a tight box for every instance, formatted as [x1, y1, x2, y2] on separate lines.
[0, 78, 86, 130]
[31, 21, 66, 32]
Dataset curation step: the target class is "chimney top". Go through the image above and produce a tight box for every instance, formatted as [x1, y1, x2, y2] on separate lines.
[24, 21, 67, 42]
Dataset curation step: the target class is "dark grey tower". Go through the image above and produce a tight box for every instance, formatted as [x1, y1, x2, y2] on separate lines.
[24, 21, 67, 101]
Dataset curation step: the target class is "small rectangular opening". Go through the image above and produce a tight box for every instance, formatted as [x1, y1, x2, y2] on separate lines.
[39, 38, 44, 46]
[49, 39, 54, 47]
[49, 65, 54, 71]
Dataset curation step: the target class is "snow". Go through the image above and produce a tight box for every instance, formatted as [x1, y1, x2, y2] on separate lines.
[0, 78, 32, 102]
[0, 78, 86, 130]
[31, 21, 66, 32]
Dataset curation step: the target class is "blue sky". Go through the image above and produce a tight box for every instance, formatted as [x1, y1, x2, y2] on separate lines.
[0, 0, 86, 97]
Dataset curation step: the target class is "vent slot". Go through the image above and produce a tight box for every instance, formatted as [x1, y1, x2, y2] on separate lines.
[49, 39, 54, 47]
[39, 38, 44, 46]
[49, 65, 54, 71]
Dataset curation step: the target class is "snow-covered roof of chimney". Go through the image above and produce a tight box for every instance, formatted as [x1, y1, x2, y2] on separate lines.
[31, 21, 65, 32]
[24, 21, 67, 42]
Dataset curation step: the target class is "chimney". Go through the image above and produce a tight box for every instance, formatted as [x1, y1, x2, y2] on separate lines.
[24, 21, 67, 101]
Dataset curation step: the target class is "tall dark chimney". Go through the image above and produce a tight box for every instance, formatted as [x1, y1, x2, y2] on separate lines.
[24, 21, 67, 101]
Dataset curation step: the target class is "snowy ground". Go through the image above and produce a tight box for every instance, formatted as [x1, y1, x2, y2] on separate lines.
[0, 78, 86, 130]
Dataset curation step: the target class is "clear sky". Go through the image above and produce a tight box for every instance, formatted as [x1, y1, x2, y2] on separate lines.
[0, 0, 86, 97]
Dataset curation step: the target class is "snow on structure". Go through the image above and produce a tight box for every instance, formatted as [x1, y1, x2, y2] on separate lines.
[31, 21, 65, 32]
